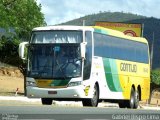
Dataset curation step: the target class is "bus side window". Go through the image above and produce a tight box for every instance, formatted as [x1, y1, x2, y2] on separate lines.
[83, 31, 92, 80]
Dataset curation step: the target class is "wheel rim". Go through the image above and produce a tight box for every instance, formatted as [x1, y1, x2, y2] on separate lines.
[130, 95, 134, 108]
[92, 85, 98, 106]
[134, 91, 139, 108]
[130, 88, 135, 108]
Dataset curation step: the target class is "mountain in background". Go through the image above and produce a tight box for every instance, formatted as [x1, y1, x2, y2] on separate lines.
[61, 12, 160, 69]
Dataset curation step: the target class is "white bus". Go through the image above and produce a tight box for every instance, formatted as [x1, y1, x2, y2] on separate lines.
[19, 26, 150, 108]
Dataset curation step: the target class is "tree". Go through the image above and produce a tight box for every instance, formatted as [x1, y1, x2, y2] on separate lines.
[0, 0, 45, 96]
[0, 0, 45, 40]
[0, 36, 20, 65]
[151, 70, 160, 84]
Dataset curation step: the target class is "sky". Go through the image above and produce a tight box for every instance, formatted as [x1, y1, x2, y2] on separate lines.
[36, 0, 160, 25]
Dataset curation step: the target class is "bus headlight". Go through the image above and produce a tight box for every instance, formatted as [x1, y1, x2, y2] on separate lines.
[26, 81, 37, 87]
[68, 81, 82, 87]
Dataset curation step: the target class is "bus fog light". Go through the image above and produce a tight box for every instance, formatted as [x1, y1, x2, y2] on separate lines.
[30, 94, 34, 97]
[27, 81, 37, 87]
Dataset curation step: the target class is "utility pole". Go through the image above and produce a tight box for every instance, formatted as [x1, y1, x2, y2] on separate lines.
[150, 32, 154, 70]
[141, 24, 144, 37]
[83, 20, 85, 26]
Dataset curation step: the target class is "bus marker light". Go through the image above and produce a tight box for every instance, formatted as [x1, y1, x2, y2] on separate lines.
[74, 94, 78, 97]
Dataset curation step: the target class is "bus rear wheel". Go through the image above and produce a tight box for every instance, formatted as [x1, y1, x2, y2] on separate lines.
[134, 90, 139, 109]
[41, 98, 53, 105]
[127, 88, 139, 109]
[82, 84, 99, 107]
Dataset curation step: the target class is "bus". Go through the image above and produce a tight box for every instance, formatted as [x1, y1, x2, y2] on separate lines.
[19, 25, 150, 109]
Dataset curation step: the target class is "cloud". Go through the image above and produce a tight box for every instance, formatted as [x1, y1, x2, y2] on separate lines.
[37, 0, 160, 25]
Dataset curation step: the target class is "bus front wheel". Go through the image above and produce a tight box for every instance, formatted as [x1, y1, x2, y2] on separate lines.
[41, 98, 52, 105]
[82, 84, 99, 107]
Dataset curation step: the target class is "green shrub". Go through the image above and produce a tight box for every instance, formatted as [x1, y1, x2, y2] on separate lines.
[151, 69, 160, 85]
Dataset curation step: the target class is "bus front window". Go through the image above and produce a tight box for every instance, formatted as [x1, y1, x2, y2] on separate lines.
[28, 44, 82, 79]
[31, 31, 82, 43]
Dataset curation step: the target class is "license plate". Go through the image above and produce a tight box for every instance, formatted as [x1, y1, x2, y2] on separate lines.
[48, 91, 57, 94]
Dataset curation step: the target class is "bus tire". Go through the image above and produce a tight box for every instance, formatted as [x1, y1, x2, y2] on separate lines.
[82, 84, 99, 107]
[41, 98, 52, 105]
[127, 87, 137, 109]
[134, 90, 139, 109]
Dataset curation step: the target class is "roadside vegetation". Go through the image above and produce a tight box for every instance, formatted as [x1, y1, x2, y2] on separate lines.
[0, 0, 45, 70]
[150, 69, 160, 103]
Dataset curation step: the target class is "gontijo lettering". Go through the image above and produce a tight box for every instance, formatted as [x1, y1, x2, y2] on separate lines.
[120, 63, 137, 73]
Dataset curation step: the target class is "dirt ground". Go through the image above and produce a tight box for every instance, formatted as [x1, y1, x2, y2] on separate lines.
[0, 67, 24, 96]
[0, 67, 160, 106]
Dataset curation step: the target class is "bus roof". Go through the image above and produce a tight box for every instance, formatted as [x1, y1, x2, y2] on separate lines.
[32, 25, 93, 31]
[32, 25, 148, 44]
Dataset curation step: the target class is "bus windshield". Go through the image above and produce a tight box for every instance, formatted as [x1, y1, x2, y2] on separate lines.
[28, 44, 82, 79]
[31, 31, 82, 43]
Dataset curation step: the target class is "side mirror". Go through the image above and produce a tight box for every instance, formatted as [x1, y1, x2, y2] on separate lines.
[19, 42, 28, 60]
[80, 42, 87, 59]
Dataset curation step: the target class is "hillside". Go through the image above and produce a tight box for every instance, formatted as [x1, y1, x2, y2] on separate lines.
[61, 12, 160, 69]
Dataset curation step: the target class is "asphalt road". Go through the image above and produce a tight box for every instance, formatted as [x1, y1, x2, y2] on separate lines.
[0, 106, 160, 120]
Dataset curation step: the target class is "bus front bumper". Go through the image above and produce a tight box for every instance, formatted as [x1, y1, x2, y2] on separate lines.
[26, 86, 87, 99]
